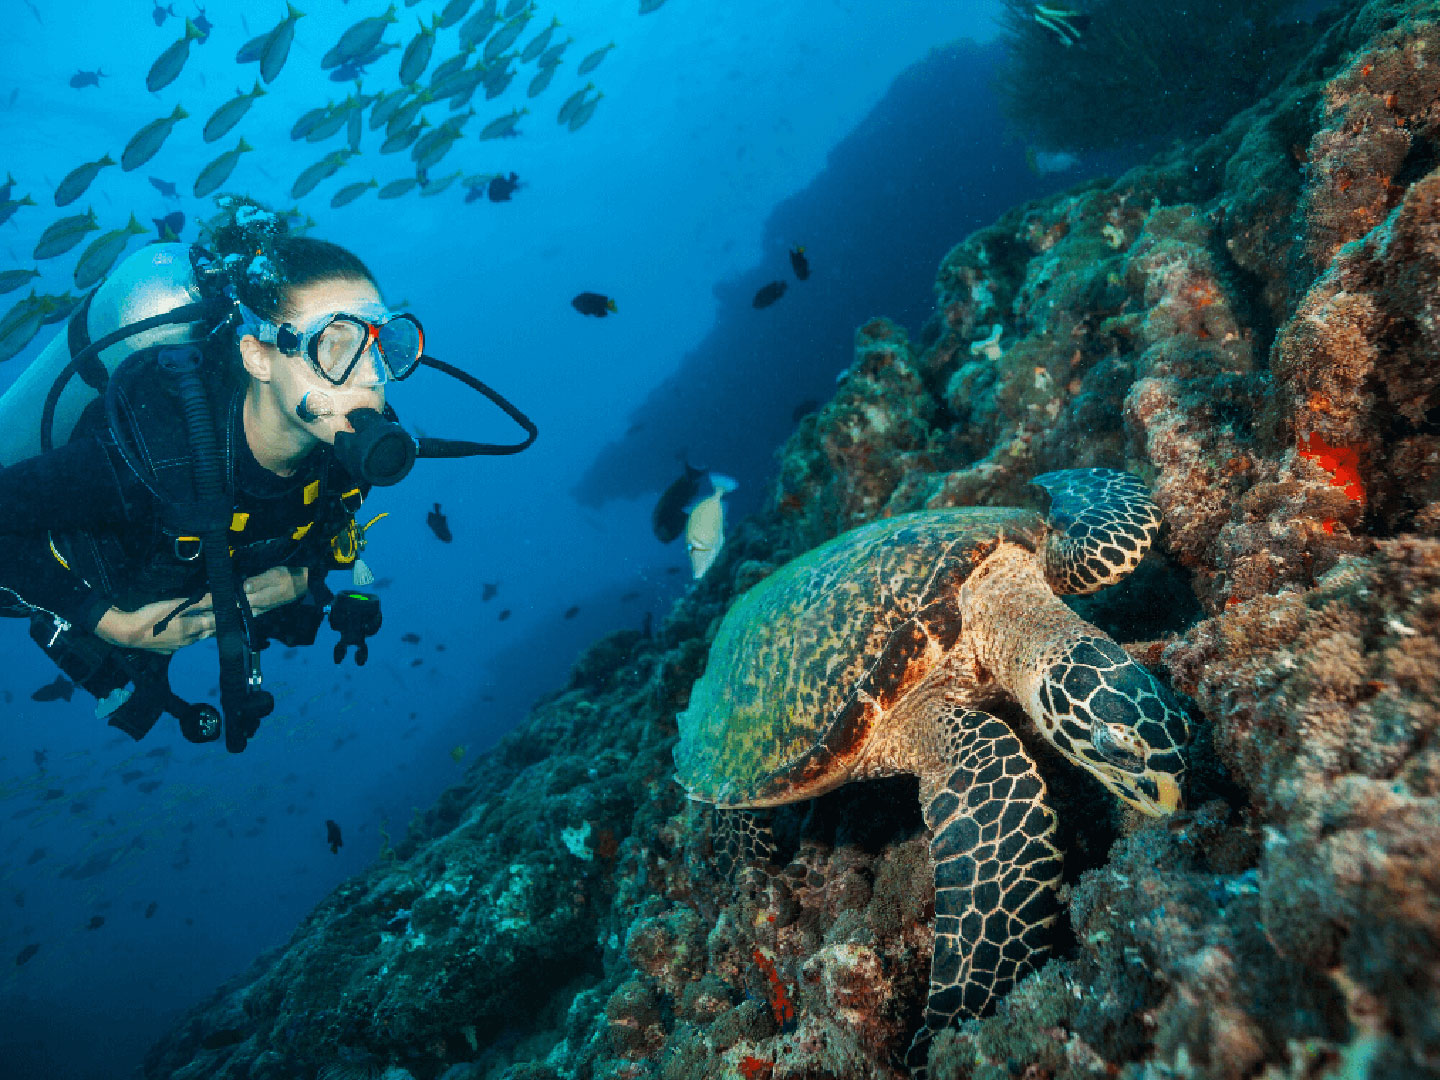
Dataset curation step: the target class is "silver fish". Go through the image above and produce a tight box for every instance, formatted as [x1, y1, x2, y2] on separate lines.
[399, 15, 440, 85]
[146, 17, 204, 93]
[33, 208, 99, 260]
[73, 214, 146, 290]
[419, 170, 463, 197]
[638, 0, 669, 12]
[457, 7, 497, 50]
[291, 103, 331, 141]
[54, 154, 115, 207]
[0, 292, 58, 363]
[235, 30, 269, 64]
[203, 82, 266, 143]
[380, 118, 428, 154]
[520, 16, 560, 63]
[386, 90, 433, 136]
[290, 150, 351, 199]
[479, 107, 526, 141]
[483, 11, 530, 64]
[121, 105, 188, 172]
[330, 178, 378, 208]
[576, 42, 614, 76]
[527, 63, 558, 98]
[194, 138, 253, 198]
[331, 3, 398, 64]
[261, 3, 305, 85]
[378, 177, 418, 200]
[0, 194, 35, 227]
[556, 82, 592, 126]
[437, 0, 479, 30]
[535, 37, 570, 69]
[368, 87, 412, 131]
[0, 269, 40, 295]
[568, 92, 602, 132]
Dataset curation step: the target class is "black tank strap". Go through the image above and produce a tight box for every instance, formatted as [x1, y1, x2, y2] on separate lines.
[65, 289, 109, 393]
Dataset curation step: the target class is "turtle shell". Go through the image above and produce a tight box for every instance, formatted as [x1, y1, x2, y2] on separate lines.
[675, 507, 1045, 807]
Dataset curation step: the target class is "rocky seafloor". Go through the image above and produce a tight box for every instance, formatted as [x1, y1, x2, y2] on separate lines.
[145, 3, 1440, 1078]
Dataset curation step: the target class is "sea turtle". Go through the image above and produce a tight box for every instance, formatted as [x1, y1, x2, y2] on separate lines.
[673, 468, 1190, 1074]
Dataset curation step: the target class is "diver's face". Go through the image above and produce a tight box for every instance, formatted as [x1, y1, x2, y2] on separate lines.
[271, 277, 388, 444]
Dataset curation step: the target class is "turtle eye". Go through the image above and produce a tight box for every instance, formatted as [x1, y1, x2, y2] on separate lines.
[1092, 723, 1145, 772]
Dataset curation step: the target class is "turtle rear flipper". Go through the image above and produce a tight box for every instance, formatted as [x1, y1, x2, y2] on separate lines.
[1032, 468, 1160, 595]
[907, 705, 1062, 1079]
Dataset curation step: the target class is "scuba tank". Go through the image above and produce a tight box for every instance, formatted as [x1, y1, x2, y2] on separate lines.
[0, 244, 208, 466]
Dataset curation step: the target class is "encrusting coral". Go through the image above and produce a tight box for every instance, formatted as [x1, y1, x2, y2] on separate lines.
[142, 3, 1440, 1079]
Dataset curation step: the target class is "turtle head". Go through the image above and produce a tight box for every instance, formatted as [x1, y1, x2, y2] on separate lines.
[1032, 636, 1189, 816]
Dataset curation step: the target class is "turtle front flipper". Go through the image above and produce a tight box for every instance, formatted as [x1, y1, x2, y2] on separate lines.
[1031, 468, 1160, 595]
[906, 705, 1062, 1079]
[710, 807, 777, 877]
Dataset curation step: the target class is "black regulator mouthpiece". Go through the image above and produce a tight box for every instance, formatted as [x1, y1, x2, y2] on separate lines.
[330, 591, 382, 666]
[333, 407, 416, 487]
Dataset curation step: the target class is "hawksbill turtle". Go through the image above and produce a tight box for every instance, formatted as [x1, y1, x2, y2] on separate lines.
[673, 468, 1190, 1073]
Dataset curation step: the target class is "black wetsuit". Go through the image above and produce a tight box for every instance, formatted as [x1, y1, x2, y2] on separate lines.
[0, 387, 367, 637]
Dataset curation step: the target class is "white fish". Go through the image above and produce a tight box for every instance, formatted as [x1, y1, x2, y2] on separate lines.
[686, 474, 738, 580]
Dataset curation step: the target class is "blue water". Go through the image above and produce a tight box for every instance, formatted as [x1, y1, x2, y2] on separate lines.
[0, 2, 1109, 1075]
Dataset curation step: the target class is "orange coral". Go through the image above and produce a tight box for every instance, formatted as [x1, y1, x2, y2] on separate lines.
[1298, 432, 1365, 503]
[752, 948, 795, 1028]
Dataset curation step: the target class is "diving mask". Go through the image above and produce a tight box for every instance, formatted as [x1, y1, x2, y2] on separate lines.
[253, 302, 424, 386]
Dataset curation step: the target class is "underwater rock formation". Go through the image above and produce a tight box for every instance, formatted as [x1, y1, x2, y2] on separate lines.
[144, 3, 1440, 1078]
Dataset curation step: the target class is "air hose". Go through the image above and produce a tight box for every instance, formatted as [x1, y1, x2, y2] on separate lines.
[157, 345, 273, 752]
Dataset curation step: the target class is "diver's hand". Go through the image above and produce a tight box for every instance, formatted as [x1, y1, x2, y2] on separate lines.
[95, 598, 216, 654]
[93, 568, 309, 654]
[242, 566, 309, 615]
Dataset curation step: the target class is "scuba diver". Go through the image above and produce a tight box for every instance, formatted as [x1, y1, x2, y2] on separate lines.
[0, 195, 535, 751]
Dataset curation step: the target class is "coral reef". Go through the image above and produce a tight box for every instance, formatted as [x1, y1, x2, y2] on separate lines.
[144, 3, 1440, 1079]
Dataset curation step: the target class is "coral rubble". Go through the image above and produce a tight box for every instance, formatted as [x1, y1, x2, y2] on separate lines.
[145, 3, 1440, 1078]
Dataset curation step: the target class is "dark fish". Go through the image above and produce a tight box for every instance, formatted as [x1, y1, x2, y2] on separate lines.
[652, 461, 707, 543]
[400, 632, 421, 644]
[86, 916, 104, 930]
[153, 2, 176, 26]
[13, 891, 23, 907]
[426, 503, 452, 542]
[148, 176, 179, 198]
[789, 245, 810, 280]
[120, 770, 143, 784]
[488, 171, 521, 202]
[32, 749, 45, 769]
[498, 608, 511, 621]
[138, 780, 161, 794]
[200, 1028, 244, 1051]
[620, 590, 640, 602]
[371, 577, 393, 590]
[145, 901, 158, 918]
[192, 3, 212, 40]
[435, 643, 445, 652]
[152, 210, 185, 241]
[752, 281, 787, 308]
[41, 788, 64, 801]
[15, 944, 39, 966]
[409, 658, 423, 668]
[69, 69, 105, 89]
[563, 605, 580, 620]
[31, 674, 74, 703]
[325, 819, 343, 854]
[26, 848, 45, 865]
[481, 582, 498, 601]
[571, 291, 616, 317]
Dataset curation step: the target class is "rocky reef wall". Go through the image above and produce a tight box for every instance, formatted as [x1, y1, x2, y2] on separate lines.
[145, 3, 1440, 1078]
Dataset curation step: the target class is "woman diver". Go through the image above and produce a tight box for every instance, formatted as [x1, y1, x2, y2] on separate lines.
[0, 197, 430, 748]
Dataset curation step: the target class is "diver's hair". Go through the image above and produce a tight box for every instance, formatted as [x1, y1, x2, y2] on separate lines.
[202, 195, 378, 322]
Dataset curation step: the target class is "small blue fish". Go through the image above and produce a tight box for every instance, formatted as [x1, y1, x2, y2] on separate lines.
[69, 69, 106, 89]
[148, 175, 179, 198]
[152, 2, 176, 26]
[191, 3, 212, 40]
